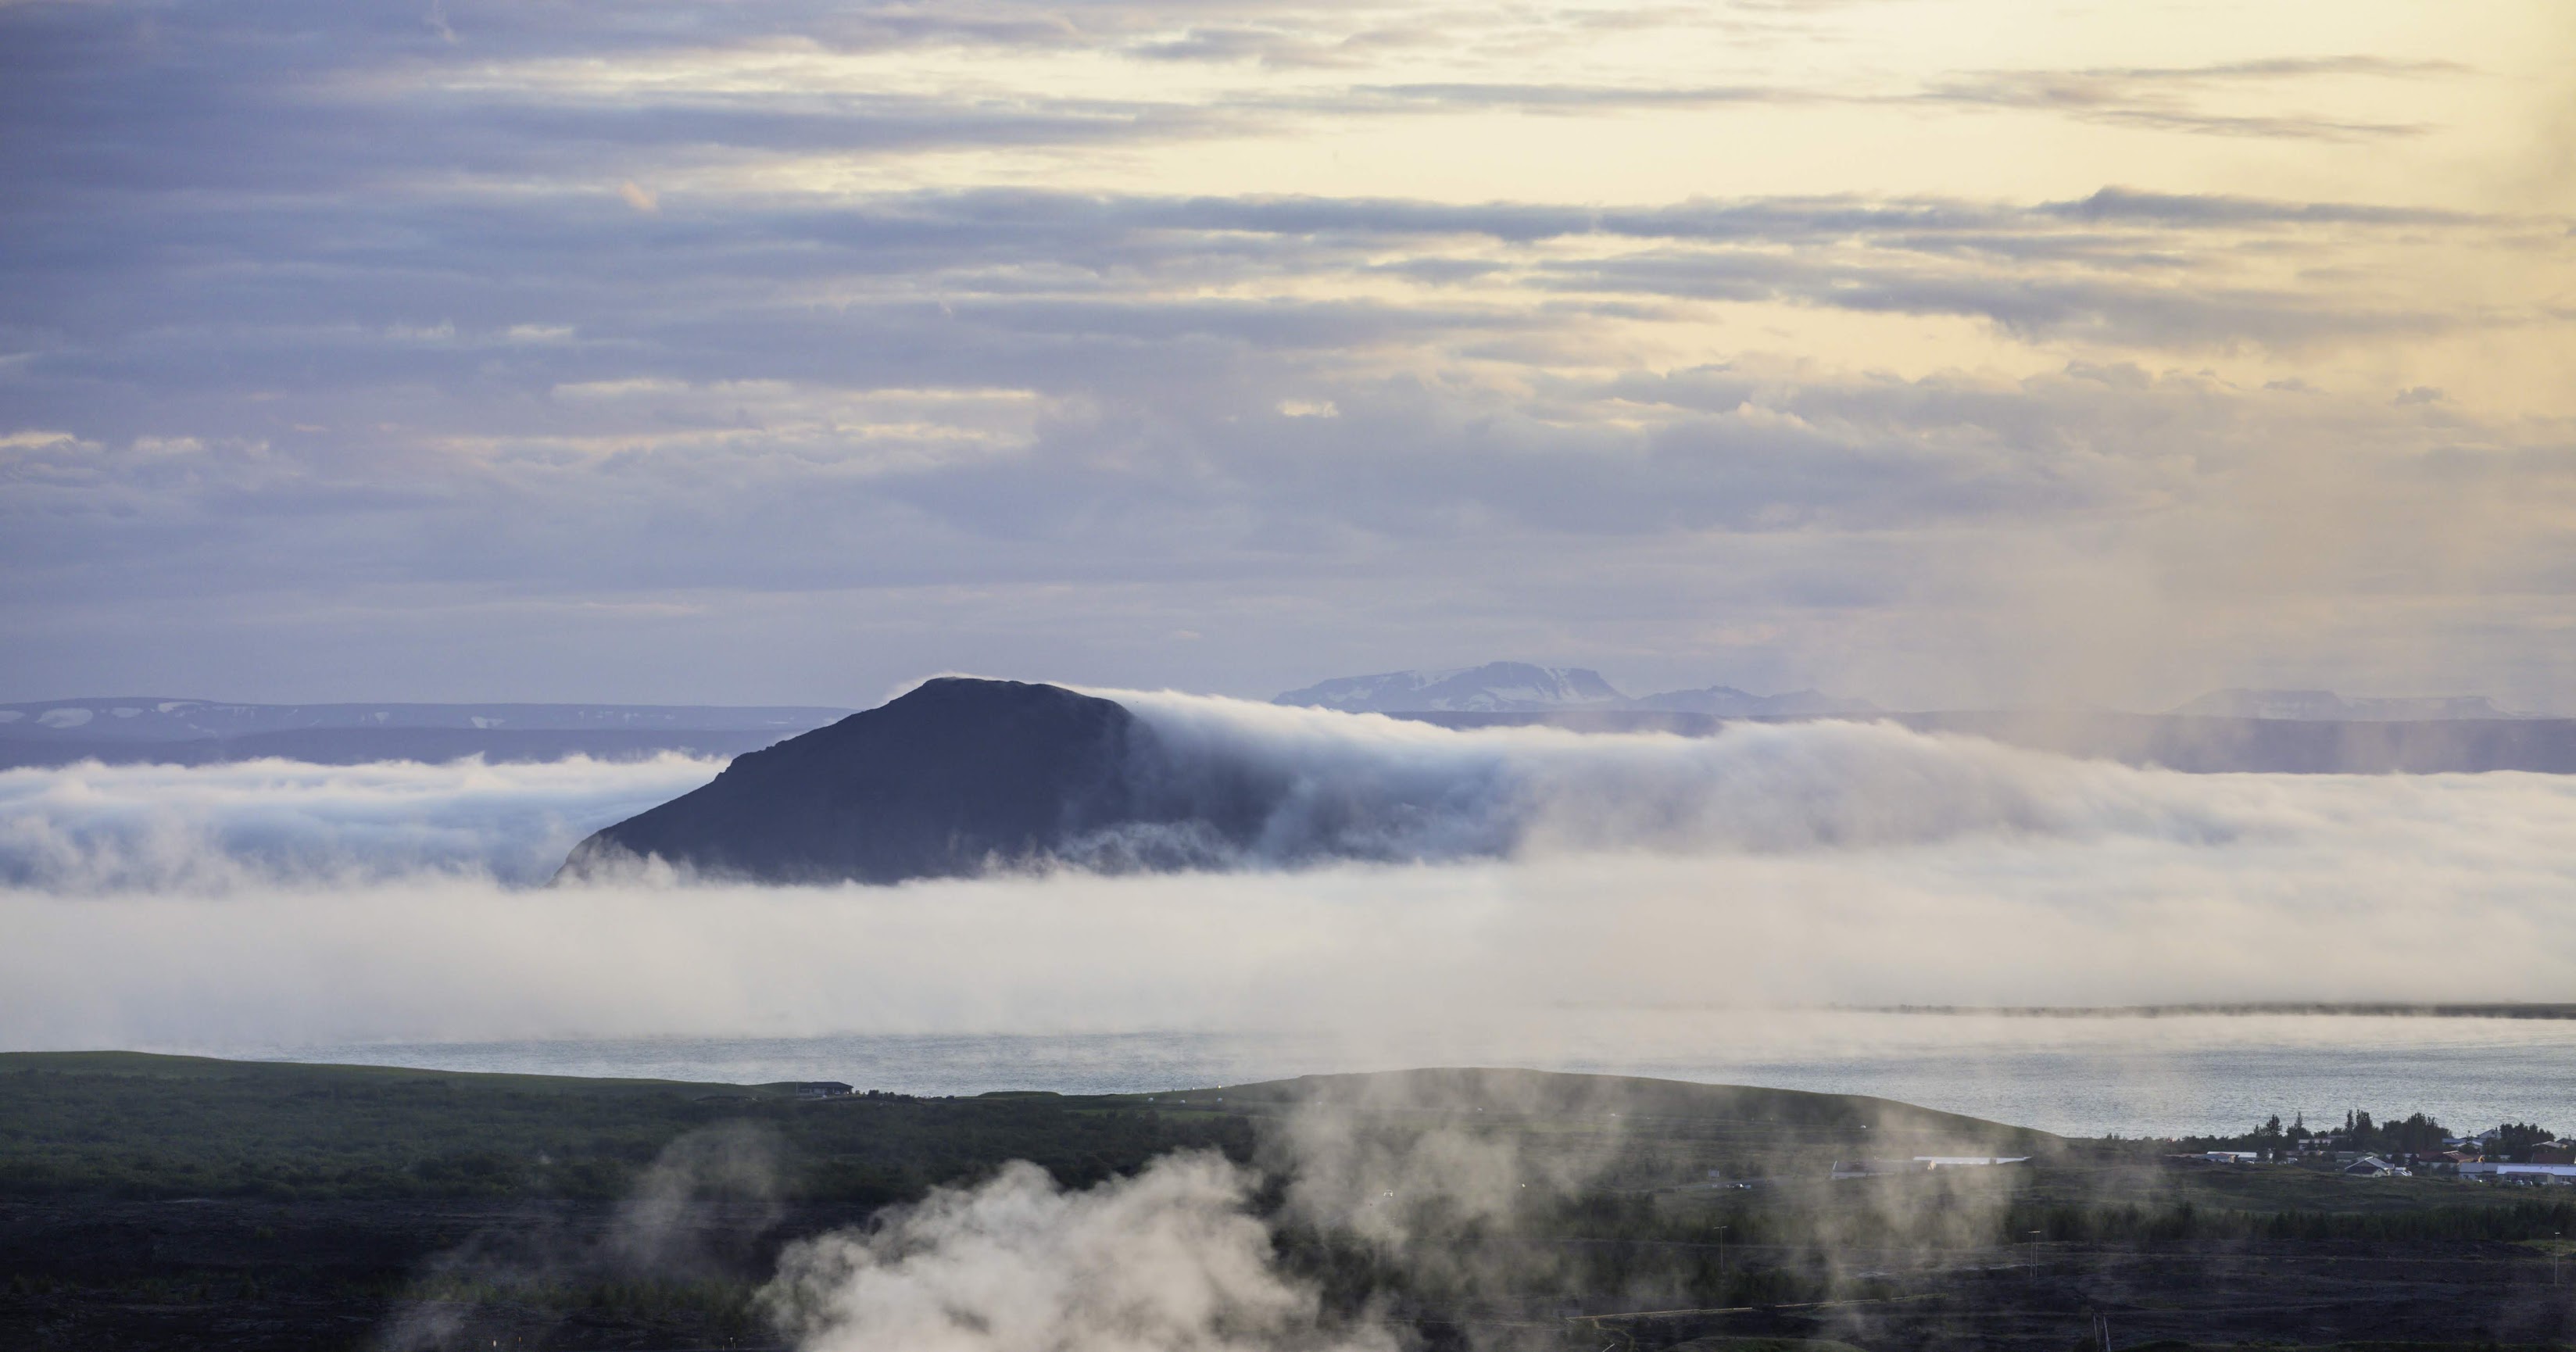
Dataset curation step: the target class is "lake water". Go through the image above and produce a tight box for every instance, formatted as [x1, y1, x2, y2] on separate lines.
[249, 1009, 2576, 1139]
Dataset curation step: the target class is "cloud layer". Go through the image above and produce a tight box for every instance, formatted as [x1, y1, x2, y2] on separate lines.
[1096, 690, 2258, 866]
[0, 753, 719, 889]
[4, 706, 2574, 1050]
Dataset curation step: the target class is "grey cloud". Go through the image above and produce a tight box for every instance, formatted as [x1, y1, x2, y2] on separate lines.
[2072, 56, 2472, 83]
[1129, 24, 1433, 69]
[7, 0, 2467, 250]
[1923, 84, 2425, 141]
[1534, 250, 2452, 349]
[1130, 26, 1304, 62]
[1919, 55, 2468, 141]
[2, 183, 2477, 364]
[1340, 80, 1816, 113]
[0, 351, 2467, 624]
[2034, 187, 2481, 228]
[0, 174, 2518, 599]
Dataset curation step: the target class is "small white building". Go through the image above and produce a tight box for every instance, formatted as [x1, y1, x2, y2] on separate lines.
[1831, 1155, 2029, 1179]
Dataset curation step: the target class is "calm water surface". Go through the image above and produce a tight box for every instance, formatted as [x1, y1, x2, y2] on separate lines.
[242, 1010, 2576, 1139]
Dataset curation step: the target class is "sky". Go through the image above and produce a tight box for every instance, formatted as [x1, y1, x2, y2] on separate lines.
[2, 0, 2571, 710]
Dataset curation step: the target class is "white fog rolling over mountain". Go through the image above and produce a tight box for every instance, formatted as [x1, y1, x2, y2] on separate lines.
[14, 687, 2566, 888]
[0, 755, 722, 890]
[1103, 689, 2231, 864]
[5, 696, 2574, 1051]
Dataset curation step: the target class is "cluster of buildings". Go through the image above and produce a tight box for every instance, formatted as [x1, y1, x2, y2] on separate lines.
[2357, 1125, 2574, 1182]
[2193, 1125, 2576, 1183]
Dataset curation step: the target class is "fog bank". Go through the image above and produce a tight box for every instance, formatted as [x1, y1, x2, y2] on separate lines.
[4, 834, 2572, 1049]
[1103, 690, 2288, 864]
[0, 754, 721, 890]
[4, 706, 2574, 1050]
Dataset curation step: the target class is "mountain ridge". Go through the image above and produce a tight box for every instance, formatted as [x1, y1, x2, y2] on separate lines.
[560, 678, 1240, 885]
[1272, 662, 1628, 713]
[2169, 688, 2532, 721]
[0, 698, 850, 741]
[0, 698, 856, 770]
[1276, 665, 2533, 723]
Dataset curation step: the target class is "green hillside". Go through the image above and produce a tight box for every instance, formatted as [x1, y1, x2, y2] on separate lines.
[0, 1051, 1246, 1203]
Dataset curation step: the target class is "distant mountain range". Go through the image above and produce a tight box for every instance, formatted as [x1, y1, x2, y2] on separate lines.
[2167, 689, 2533, 721]
[0, 698, 850, 768]
[1276, 665, 2540, 724]
[3, 678, 2549, 776]
[1273, 662, 1879, 717]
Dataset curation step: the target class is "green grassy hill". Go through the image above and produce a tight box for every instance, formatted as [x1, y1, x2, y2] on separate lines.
[0, 1054, 2061, 1205]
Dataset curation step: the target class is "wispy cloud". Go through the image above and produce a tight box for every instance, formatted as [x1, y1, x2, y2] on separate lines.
[1918, 56, 2467, 141]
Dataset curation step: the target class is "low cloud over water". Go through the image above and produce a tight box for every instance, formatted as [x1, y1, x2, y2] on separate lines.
[0, 753, 721, 890]
[3, 701, 2572, 1050]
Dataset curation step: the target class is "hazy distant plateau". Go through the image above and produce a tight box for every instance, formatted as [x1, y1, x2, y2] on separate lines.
[9, 688, 2571, 774]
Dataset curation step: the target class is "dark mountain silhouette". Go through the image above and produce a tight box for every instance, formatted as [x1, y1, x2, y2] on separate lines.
[557, 678, 1269, 885]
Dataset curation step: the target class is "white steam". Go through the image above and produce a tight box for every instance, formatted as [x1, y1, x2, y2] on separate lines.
[763, 1153, 1394, 1352]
